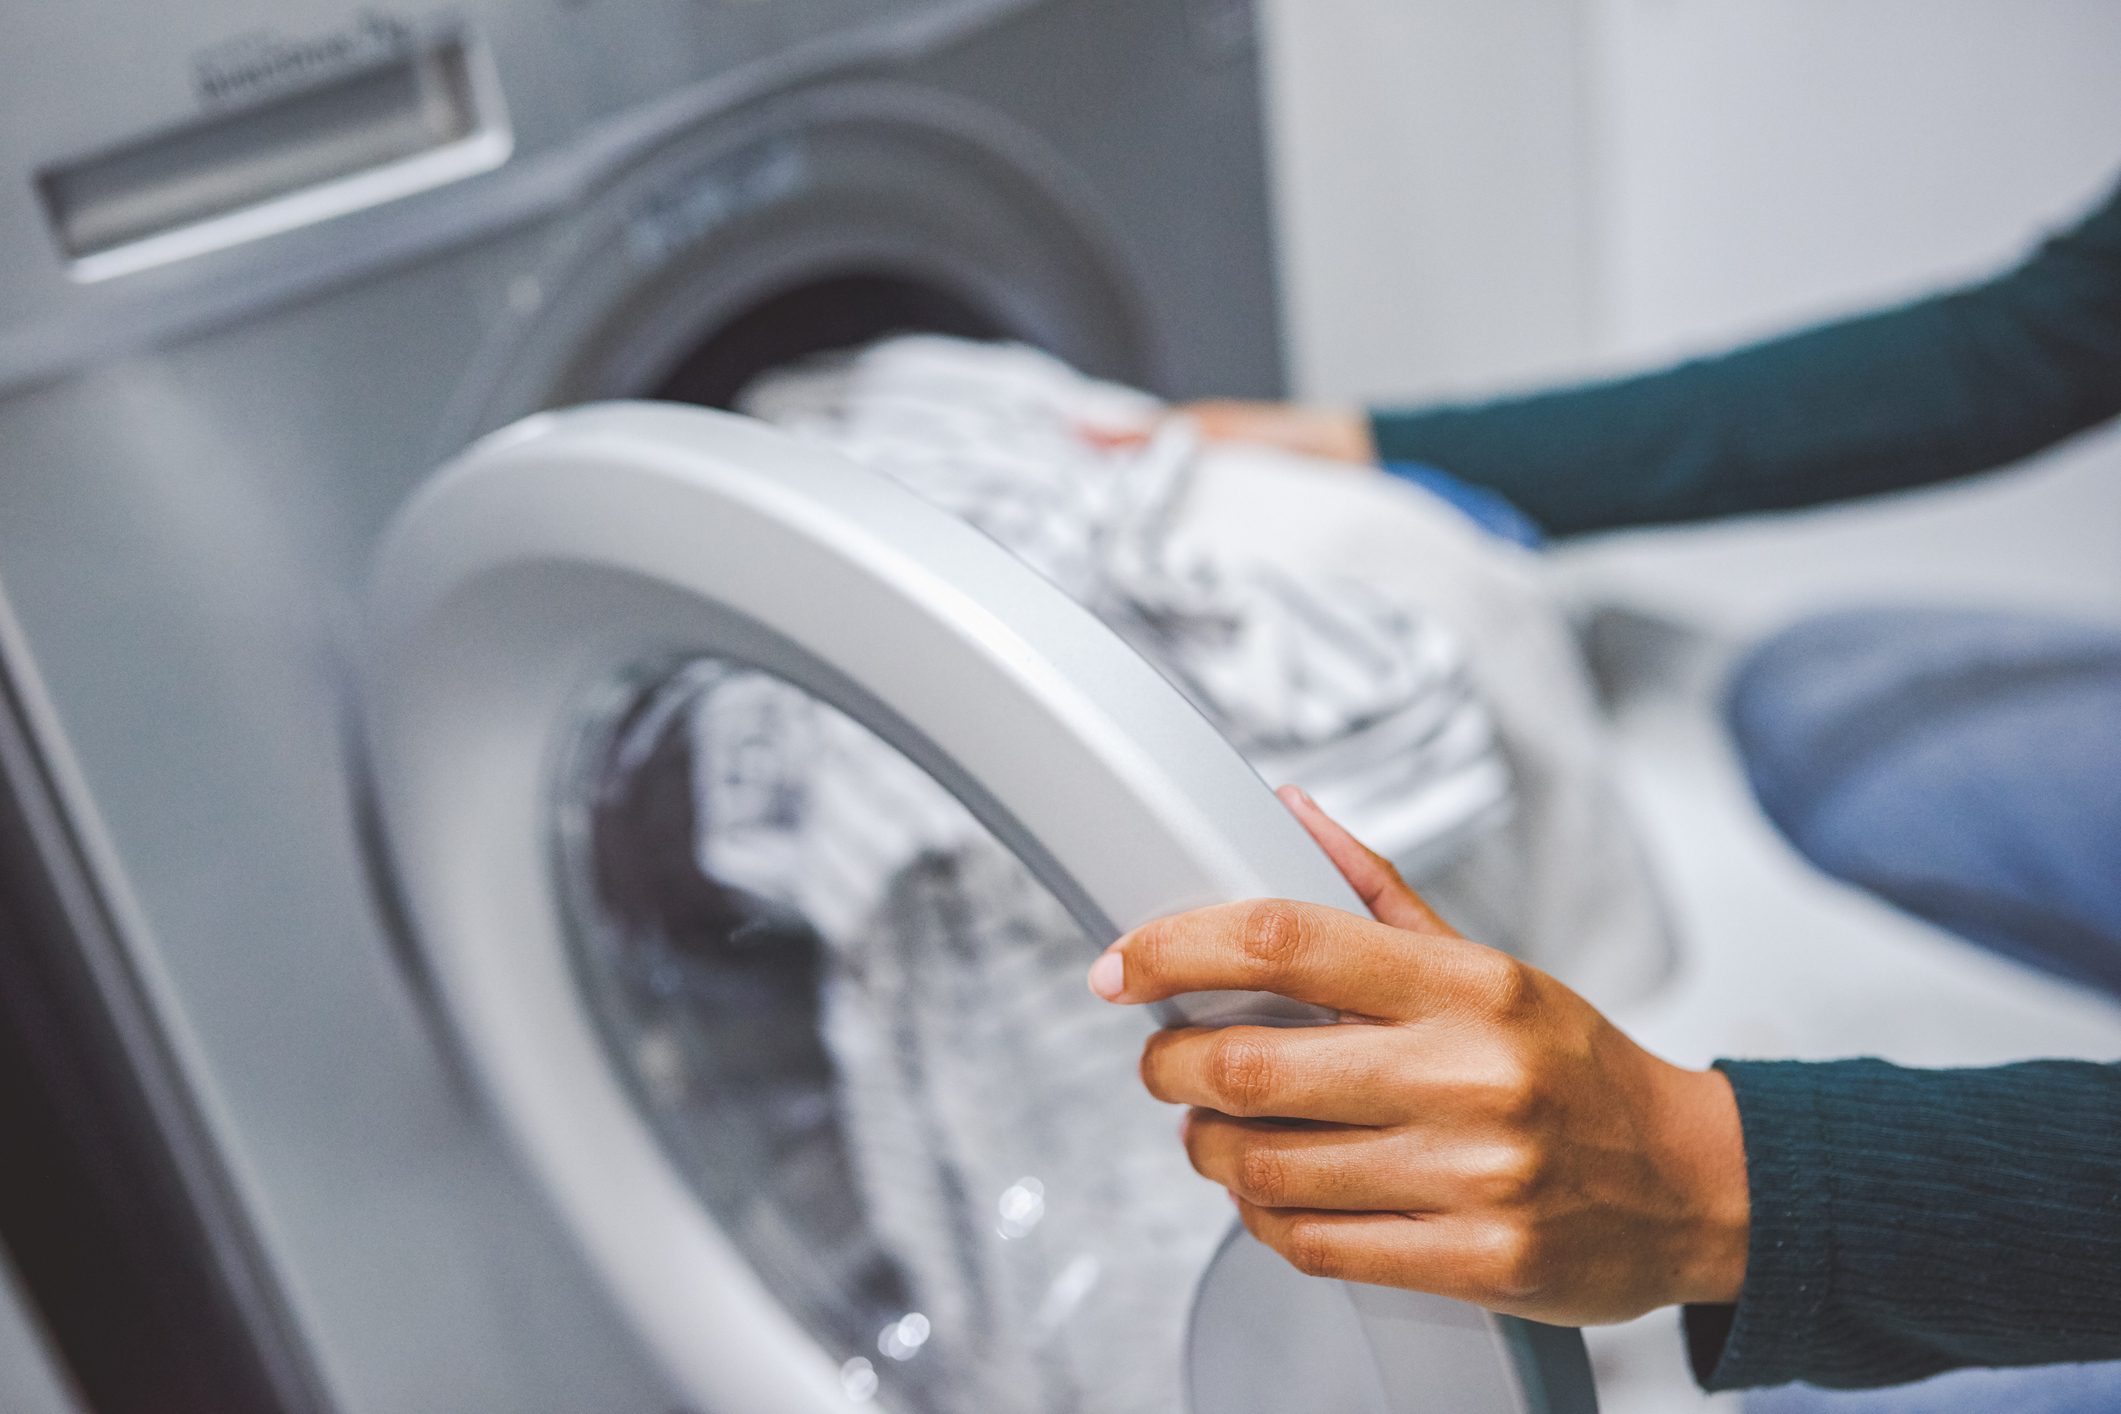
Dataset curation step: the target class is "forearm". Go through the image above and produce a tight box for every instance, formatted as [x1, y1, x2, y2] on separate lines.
[1687, 1058, 2121, 1391]
[1372, 183, 2121, 535]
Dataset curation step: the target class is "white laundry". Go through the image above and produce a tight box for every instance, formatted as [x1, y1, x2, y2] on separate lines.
[683, 673, 1218, 1414]
[737, 335, 1515, 884]
[664, 336, 1670, 1414]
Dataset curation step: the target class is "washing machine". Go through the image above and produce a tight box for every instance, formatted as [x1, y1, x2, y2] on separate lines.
[0, 3, 1598, 1412]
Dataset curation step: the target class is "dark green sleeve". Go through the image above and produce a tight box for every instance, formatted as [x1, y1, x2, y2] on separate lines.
[1683, 1058, 2121, 1391]
[1370, 181, 2121, 535]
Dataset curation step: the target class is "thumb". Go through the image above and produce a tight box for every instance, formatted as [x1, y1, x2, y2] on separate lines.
[1276, 785, 1460, 938]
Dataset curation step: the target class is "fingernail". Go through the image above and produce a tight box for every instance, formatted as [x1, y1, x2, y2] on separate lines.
[1278, 784, 1316, 810]
[1087, 950, 1126, 1001]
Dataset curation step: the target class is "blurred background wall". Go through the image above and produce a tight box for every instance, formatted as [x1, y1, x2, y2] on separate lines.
[1260, 0, 2121, 622]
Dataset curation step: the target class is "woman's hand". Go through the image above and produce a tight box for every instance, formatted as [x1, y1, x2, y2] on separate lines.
[1182, 401, 1379, 464]
[1079, 401, 1378, 464]
[1087, 787, 1749, 1326]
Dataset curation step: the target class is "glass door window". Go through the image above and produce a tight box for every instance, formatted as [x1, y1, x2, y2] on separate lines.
[562, 658, 1223, 1411]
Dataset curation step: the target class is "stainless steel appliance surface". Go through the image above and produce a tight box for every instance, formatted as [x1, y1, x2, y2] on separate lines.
[0, 3, 1592, 1411]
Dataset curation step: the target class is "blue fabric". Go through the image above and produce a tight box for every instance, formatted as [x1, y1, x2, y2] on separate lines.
[1380, 460, 1547, 548]
[1746, 1360, 2121, 1414]
[1726, 607, 2121, 997]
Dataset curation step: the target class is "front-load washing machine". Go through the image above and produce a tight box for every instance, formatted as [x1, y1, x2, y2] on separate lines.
[0, 3, 1599, 1412]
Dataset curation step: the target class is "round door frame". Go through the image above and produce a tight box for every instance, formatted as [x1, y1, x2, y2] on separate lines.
[361, 404, 1594, 1412]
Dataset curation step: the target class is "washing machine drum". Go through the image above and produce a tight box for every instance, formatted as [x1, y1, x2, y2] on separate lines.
[362, 405, 1596, 1414]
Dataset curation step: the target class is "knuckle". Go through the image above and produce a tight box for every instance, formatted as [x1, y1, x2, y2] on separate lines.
[1281, 1218, 1341, 1279]
[1476, 1224, 1549, 1305]
[1475, 1142, 1545, 1207]
[1475, 954, 1540, 1021]
[1481, 1049, 1548, 1126]
[1207, 1031, 1279, 1115]
[1238, 900, 1310, 979]
[1236, 1143, 1291, 1207]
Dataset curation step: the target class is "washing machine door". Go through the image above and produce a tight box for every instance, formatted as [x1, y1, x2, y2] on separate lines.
[361, 403, 1596, 1414]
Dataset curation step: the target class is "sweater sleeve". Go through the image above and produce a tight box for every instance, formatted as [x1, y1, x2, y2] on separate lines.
[1369, 180, 2121, 536]
[1683, 1058, 2121, 1392]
